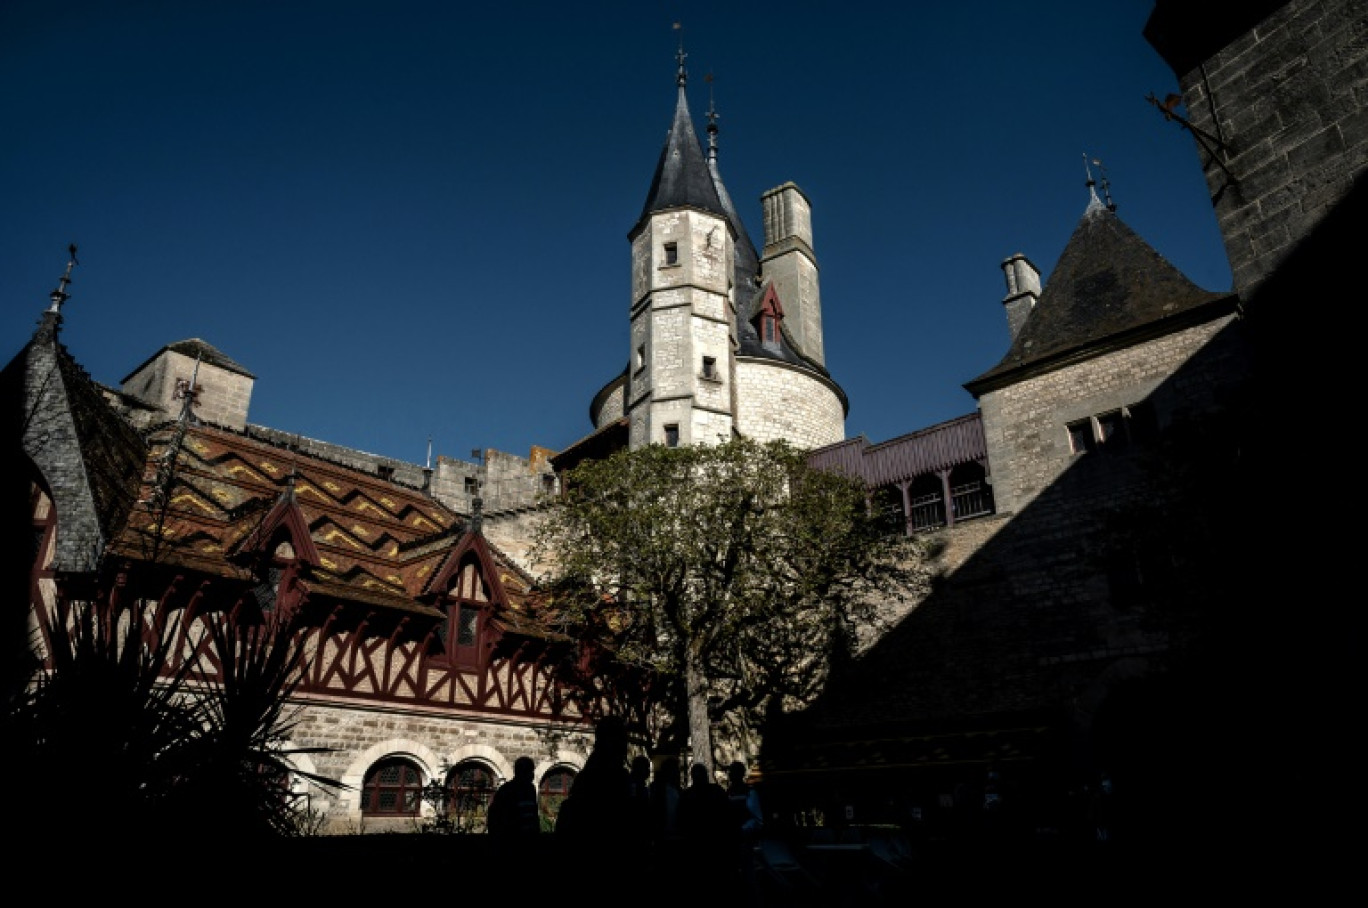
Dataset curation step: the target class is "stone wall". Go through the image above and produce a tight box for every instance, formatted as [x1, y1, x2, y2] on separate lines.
[284, 700, 592, 835]
[735, 358, 845, 448]
[978, 315, 1240, 516]
[1171, 0, 1368, 296]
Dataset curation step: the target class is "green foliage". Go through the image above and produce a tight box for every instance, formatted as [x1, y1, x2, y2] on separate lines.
[528, 437, 935, 760]
[3, 601, 346, 858]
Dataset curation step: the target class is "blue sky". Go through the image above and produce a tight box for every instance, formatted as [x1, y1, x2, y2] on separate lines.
[1, 1, 1229, 466]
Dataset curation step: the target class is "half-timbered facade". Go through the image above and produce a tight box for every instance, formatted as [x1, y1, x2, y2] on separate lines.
[8, 298, 593, 836]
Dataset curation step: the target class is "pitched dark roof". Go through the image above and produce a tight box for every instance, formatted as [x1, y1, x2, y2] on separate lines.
[630, 82, 727, 239]
[120, 337, 255, 384]
[965, 194, 1236, 395]
[708, 152, 761, 294]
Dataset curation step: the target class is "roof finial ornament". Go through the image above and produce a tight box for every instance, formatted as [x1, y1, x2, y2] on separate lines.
[705, 72, 719, 161]
[1082, 153, 1105, 213]
[674, 22, 686, 88]
[48, 243, 78, 313]
[1092, 157, 1117, 212]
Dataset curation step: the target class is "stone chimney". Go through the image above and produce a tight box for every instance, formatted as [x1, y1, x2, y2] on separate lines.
[1001, 253, 1041, 341]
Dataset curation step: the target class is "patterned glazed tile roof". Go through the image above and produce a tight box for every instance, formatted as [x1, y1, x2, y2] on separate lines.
[106, 421, 532, 618]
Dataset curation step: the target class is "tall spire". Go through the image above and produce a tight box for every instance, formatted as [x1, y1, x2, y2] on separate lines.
[630, 25, 726, 237]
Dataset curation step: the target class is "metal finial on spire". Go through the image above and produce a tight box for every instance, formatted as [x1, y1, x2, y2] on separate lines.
[1082, 153, 1104, 211]
[705, 72, 719, 159]
[48, 243, 78, 313]
[1091, 157, 1117, 212]
[674, 22, 687, 87]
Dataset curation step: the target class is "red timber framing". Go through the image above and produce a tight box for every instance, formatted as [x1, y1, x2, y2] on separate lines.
[23, 420, 583, 726]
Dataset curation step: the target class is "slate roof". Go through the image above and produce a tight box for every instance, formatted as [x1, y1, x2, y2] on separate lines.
[120, 337, 255, 384]
[630, 75, 727, 239]
[965, 193, 1237, 396]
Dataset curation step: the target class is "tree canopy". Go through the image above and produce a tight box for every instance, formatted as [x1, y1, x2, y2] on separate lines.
[528, 436, 938, 769]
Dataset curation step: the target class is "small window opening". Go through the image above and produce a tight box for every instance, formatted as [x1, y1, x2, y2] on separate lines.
[702, 356, 717, 379]
[664, 424, 680, 448]
[377, 464, 394, 481]
[464, 476, 477, 494]
[763, 318, 776, 343]
[636, 344, 646, 372]
[663, 242, 678, 266]
[1096, 411, 1126, 448]
[457, 604, 479, 647]
[1067, 419, 1096, 454]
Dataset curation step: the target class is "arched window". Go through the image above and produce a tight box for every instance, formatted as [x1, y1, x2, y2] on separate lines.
[539, 766, 576, 830]
[447, 760, 497, 832]
[361, 757, 424, 817]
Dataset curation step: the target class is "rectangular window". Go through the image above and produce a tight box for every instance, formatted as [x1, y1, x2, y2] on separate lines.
[1067, 419, 1095, 454]
[464, 476, 477, 494]
[663, 242, 678, 266]
[635, 343, 646, 372]
[763, 318, 776, 343]
[702, 356, 717, 379]
[1096, 411, 1126, 448]
[664, 424, 680, 447]
[377, 464, 394, 481]
[457, 604, 478, 647]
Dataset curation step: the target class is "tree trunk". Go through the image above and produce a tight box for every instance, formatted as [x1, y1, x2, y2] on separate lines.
[685, 646, 713, 775]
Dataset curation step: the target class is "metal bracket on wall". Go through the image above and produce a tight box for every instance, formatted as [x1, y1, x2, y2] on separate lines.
[1146, 92, 1236, 184]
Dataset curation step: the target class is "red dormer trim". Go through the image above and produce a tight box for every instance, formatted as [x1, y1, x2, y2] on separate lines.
[232, 490, 322, 569]
[753, 282, 785, 343]
[424, 530, 511, 668]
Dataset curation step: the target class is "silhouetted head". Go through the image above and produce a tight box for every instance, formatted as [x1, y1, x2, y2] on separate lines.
[727, 761, 748, 786]
[594, 714, 628, 753]
[659, 755, 682, 787]
[514, 756, 535, 781]
[689, 762, 712, 787]
[631, 754, 651, 782]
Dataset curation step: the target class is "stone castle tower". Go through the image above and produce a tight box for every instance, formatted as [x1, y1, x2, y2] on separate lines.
[587, 47, 847, 452]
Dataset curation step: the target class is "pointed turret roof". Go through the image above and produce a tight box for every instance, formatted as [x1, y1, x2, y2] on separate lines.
[965, 192, 1236, 395]
[629, 54, 727, 239]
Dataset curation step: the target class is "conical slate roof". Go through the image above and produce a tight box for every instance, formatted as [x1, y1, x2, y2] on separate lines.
[966, 193, 1235, 394]
[630, 79, 727, 239]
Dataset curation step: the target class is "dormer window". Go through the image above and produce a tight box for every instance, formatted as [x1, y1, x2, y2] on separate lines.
[439, 554, 494, 670]
[753, 283, 785, 348]
[663, 242, 679, 266]
[254, 539, 298, 614]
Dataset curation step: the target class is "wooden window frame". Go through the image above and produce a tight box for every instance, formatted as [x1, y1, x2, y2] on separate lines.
[361, 757, 424, 817]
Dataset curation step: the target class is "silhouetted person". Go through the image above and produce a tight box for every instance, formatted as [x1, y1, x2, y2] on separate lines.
[650, 754, 684, 852]
[555, 715, 638, 874]
[488, 755, 540, 839]
[726, 760, 764, 903]
[679, 761, 733, 896]
[629, 753, 653, 840]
